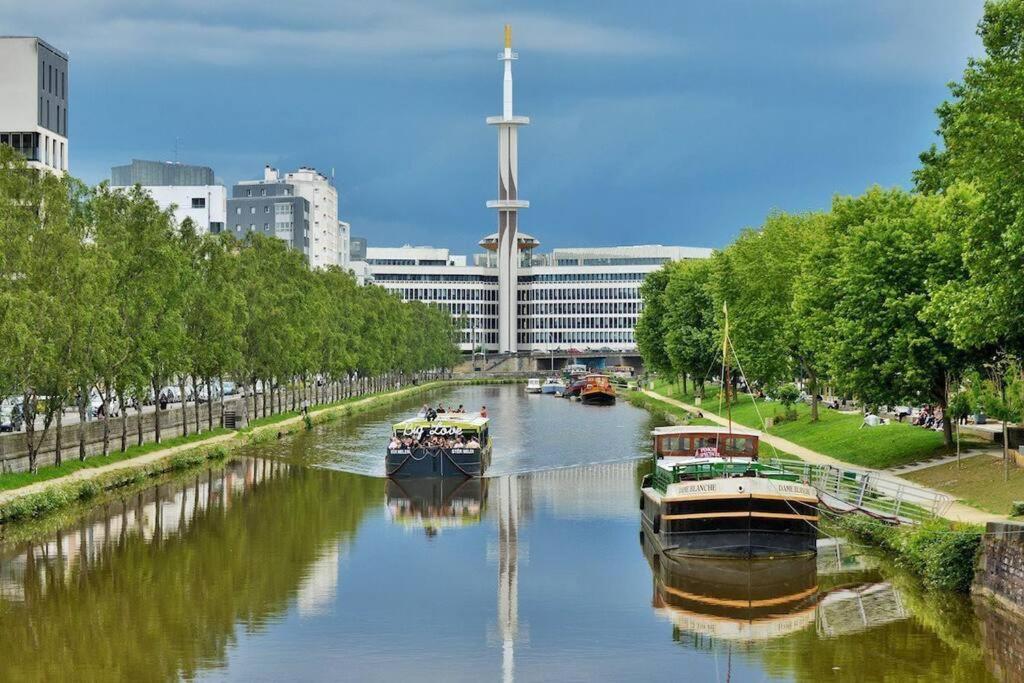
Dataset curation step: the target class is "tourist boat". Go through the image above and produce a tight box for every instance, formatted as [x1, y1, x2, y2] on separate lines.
[525, 378, 543, 394]
[640, 425, 818, 558]
[386, 413, 492, 478]
[640, 529, 819, 642]
[541, 377, 565, 395]
[579, 374, 616, 405]
[386, 477, 488, 535]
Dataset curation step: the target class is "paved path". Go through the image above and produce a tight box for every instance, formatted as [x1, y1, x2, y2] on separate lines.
[886, 449, 991, 474]
[0, 432, 238, 506]
[0, 381, 455, 508]
[642, 388, 1005, 525]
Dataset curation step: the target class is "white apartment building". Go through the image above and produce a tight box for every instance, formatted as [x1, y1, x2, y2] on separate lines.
[338, 220, 351, 270]
[110, 159, 226, 234]
[0, 36, 69, 174]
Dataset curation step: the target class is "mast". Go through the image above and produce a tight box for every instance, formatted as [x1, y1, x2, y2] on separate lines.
[722, 303, 733, 457]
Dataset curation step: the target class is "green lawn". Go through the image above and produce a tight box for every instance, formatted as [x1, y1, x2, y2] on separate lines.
[650, 379, 961, 469]
[903, 455, 1024, 516]
[0, 428, 231, 492]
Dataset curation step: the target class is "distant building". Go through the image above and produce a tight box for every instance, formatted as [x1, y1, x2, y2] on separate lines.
[110, 159, 226, 234]
[230, 166, 342, 269]
[226, 169, 309, 255]
[0, 36, 69, 174]
[350, 236, 367, 262]
[338, 220, 351, 270]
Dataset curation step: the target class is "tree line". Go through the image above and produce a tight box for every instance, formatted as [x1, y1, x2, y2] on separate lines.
[0, 147, 459, 472]
[637, 0, 1024, 450]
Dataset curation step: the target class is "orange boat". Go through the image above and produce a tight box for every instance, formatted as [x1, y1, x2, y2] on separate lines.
[579, 373, 616, 405]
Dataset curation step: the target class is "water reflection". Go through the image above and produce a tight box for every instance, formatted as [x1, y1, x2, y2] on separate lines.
[386, 477, 489, 534]
[0, 458, 381, 681]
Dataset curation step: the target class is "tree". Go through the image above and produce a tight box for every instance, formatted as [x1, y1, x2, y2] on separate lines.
[914, 0, 1024, 355]
[636, 266, 673, 376]
[661, 259, 718, 397]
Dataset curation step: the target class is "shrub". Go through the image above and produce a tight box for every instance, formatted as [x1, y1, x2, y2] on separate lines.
[75, 480, 101, 501]
[1011, 501, 1024, 517]
[169, 453, 205, 471]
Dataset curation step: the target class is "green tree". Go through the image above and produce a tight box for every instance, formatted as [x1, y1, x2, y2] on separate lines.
[661, 259, 718, 397]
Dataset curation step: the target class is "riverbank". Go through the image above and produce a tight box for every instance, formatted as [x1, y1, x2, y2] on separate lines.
[0, 378, 516, 527]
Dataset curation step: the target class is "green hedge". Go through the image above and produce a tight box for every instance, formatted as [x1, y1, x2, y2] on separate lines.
[837, 515, 982, 592]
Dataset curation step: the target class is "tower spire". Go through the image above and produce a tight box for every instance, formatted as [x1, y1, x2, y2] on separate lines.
[486, 26, 530, 353]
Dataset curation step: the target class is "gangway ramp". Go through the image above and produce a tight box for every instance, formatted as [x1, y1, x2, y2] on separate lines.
[767, 458, 953, 525]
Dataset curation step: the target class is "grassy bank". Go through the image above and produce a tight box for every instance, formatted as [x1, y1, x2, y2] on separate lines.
[903, 455, 1024, 516]
[0, 428, 232, 492]
[0, 377, 518, 527]
[834, 515, 983, 592]
[650, 379, 961, 469]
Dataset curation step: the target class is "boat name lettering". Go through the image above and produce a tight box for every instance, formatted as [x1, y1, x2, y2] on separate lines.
[775, 484, 810, 494]
[696, 447, 720, 457]
[400, 426, 464, 438]
[681, 483, 718, 494]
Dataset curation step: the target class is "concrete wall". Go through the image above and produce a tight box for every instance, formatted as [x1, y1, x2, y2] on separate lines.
[974, 521, 1024, 613]
[974, 593, 1024, 683]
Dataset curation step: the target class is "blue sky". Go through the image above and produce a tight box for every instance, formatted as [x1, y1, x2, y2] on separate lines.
[3, 0, 985, 253]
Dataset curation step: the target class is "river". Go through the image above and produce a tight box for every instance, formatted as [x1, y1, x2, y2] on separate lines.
[0, 384, 1014, 682]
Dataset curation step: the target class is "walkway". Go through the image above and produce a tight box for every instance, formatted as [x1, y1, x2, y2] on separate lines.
[641, 388, 1004, 525]
[0, 381, 448, 508]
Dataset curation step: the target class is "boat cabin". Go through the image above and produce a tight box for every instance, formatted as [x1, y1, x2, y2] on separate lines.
[390, 414, 490, 452]
[651, 425, 760, 460]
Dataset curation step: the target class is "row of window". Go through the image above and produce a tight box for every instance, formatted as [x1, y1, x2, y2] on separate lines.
[518, 301, 642, 316]
[460, 331, 499, 344]
[518, 272, 649, 283]
[244, 187, 291, 197]
[41, 60, 66, 100]
[517, 287, 640, 301]
[517, 316, 638, 331]
[374, 273, 499, 283]
[390, 287, 499, 302]
[0, 132, 65, 171]
[516, 331, 636, 345]
[38, 97, 66, 136]
[435, 303, 498, 317]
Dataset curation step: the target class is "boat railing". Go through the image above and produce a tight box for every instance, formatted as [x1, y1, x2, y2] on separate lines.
[389, 446, 482, 457]
[653, 461, 800, 490]
[766, 458, 952, 525]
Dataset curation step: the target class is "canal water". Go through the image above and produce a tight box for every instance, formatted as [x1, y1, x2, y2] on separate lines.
[0, 385, 1013, 682]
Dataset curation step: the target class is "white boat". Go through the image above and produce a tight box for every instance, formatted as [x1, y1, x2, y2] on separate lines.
[525, 378, 543, 394]
[541, 377, 565, 394]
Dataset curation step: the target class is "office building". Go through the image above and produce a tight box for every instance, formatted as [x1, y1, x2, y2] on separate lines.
[110, 159, 226, 234]
[0, 36, 69, 174]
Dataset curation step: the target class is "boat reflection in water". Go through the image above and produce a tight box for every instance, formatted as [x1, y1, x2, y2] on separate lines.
[386, 477, 489, 535]
[640, 529, 912, 646]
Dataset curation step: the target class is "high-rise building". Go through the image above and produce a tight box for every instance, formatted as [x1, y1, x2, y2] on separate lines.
[359, 28, 713, 355]
[226, 167, 309, 255]
[338, 220, 351, 270]
[110, 159, 226, 234]
[230, 166, 341, 269]
[0, 36, 69, 174]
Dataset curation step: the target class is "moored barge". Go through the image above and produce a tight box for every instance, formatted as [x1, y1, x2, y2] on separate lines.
[640, 426, 818, 558]
[579, 373, 616, 405]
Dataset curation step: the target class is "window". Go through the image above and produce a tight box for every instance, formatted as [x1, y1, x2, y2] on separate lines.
[260, 189, 266, 196]
[191, 197, 206, 209]
[250, 207, 255, 215]
[246, 189, 252, 197]
[235, 224, 241, 231]
[250, 224, 255, 230]
[264, 205, 270, 213]
[61, 72, 65, 99]
[235, 207, 241, 215]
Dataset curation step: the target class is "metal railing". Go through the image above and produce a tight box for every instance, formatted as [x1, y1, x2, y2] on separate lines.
[767, 458, 952, 525]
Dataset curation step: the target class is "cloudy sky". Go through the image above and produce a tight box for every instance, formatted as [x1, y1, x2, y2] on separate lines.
[3, 0, 986, 253]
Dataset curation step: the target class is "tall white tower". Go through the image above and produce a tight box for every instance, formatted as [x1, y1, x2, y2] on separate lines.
[486, 25, 530, 354]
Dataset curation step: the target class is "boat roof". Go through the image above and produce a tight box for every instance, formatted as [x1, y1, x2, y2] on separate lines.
[652, 425, 761, 437]
[394, 414, 489, 430]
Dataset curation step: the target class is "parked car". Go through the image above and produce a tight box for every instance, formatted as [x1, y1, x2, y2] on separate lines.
[160, 386, 183, 404]
[89, 390, 121, 418]
[221, 381, 238, 396]
[0, 398, 24, 432]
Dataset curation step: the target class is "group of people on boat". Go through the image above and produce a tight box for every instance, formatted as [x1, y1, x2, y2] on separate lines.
[419, 403, 486, 420]
[389, 432, 481, 451]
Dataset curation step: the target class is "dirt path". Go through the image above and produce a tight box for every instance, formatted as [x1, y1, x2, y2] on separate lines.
[642, 388, 1004, 525]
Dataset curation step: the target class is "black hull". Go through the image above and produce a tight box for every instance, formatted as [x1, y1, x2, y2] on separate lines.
[580, 392, 616, 405]
[640, 493, 817, 559]
[386, 447, 491, 478]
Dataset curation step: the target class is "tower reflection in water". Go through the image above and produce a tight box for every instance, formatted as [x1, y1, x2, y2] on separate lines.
[640, 528, 910, 647]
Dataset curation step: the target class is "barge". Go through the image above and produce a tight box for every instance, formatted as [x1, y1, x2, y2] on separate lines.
[579, 374, 616, 405]
[386, 413, 492, 478]
[640, 425, 818, 558]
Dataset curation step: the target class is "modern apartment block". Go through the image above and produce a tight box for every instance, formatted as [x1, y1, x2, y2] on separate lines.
[230, 166, 342, 269]
[110, 159, 226, 234]
[0, 36, 69, 174]
[226, 168, 310, 255]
